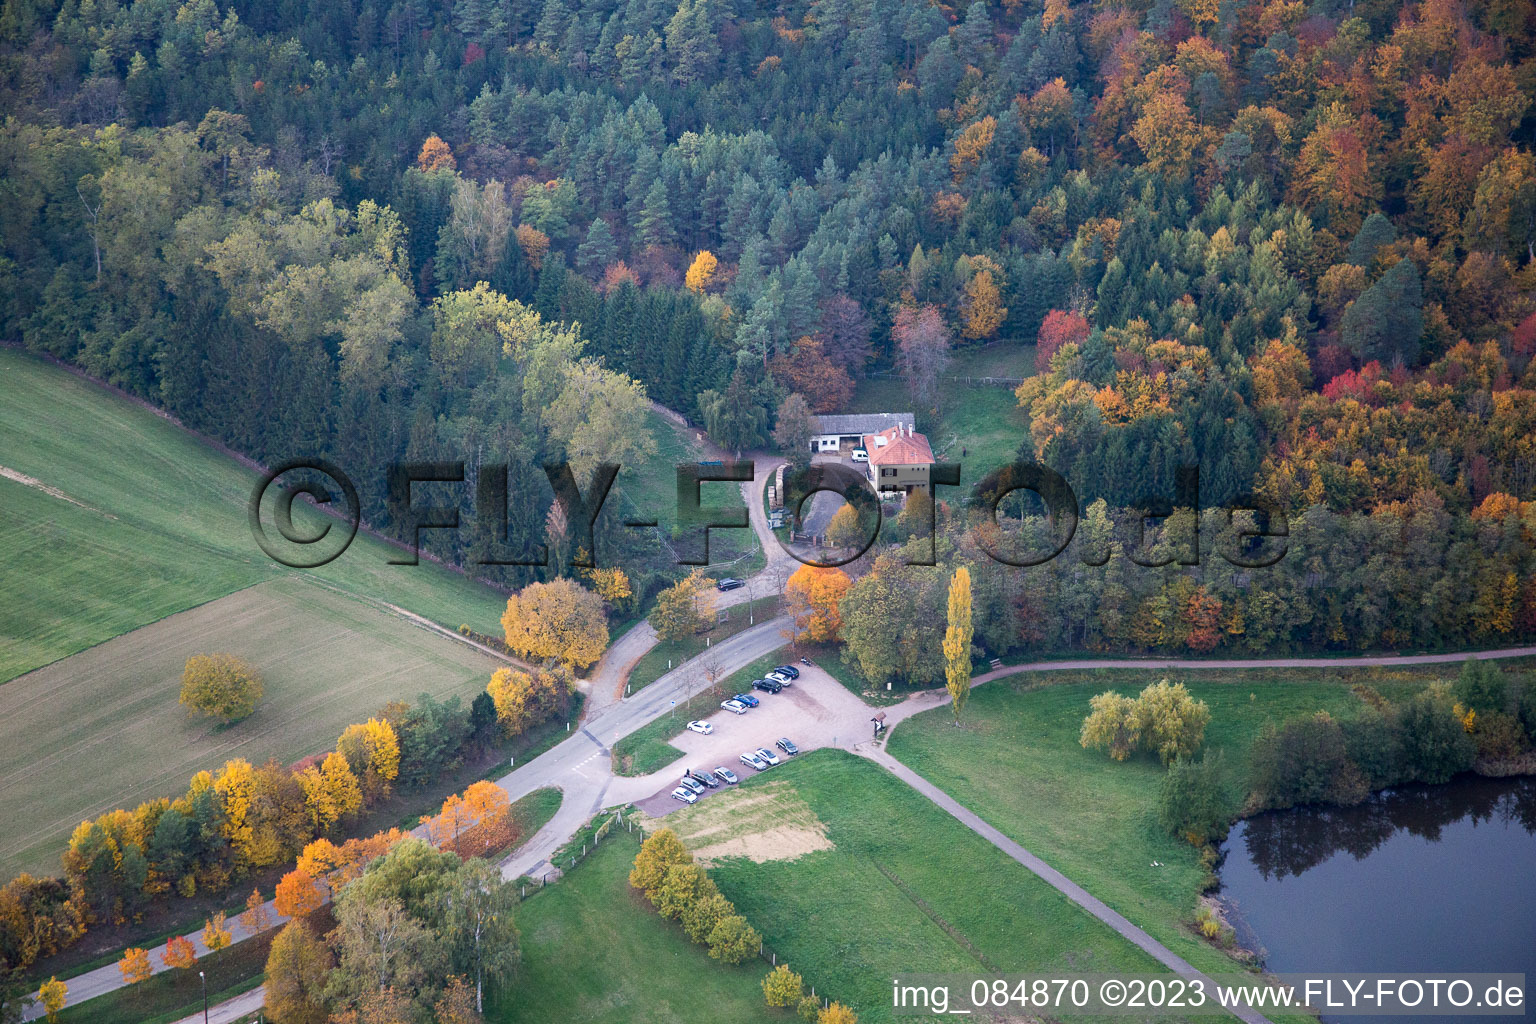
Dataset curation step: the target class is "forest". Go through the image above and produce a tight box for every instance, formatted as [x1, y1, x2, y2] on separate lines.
[1, 0, 1534, 640]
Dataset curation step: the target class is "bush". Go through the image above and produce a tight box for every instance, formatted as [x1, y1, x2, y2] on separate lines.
[1340, 708, 1407, 789]
[1473, 711, 1528, 760]
[1398, 687, 1476, 783]
[763, 964, 805, 1007]
[1455, 658, 1508, 715]
[1249, 712, 1353, 809]
[1156, 753, 1232, 845]
[179, 653, 263, 723]
[707, 914, 760, 965]
[798, 995, 822, 1022]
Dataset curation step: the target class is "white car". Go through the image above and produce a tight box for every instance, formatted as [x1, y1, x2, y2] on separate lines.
[766, 671, 793, 686]
[671, 786, 698, 803]
[754, 746, 781, 766]
[740, 751, 769, 771]
[686, 720, 714, 735]
[721, 699, 749, 715]
[850, 448, 869, 463]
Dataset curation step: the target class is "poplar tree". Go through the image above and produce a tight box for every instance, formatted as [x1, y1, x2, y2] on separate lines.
[944, 566, 972, 723]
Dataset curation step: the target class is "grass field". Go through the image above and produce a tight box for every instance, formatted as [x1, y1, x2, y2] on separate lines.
[614, 410, 758, 567]
[0, 576, 506, 879]
[885, 671, 1376, 982]
[487, 831, 780, 1024]
[684, 750, 1189, 1024]
[0, 349, 520, 682]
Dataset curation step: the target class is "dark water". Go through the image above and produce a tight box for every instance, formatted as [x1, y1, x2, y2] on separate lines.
[1219, 775, 1536, 1021]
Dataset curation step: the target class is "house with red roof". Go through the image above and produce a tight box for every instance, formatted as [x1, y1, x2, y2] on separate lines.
[863, 422, 935, 496]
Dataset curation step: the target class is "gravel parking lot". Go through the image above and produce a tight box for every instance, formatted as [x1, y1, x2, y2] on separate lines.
[630, 665, 879, 815]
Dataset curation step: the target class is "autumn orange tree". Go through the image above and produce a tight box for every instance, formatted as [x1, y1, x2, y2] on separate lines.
[274, 870, 323, 917]
[783, 565, 851, 643]
[416, 134, 455, 172]
[162, 934, 197, 969]
[500, 578, 609, 668]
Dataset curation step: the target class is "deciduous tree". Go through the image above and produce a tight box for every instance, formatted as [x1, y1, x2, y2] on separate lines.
[118, 947, 151, 985]
[264, 920, 333, 1024]
[178, 653, 263, 723]
[944, 567, 973, 722]
[784, 565, 851, 642]
[500, 579, 609, 669]
[38, 977, 65, 1022]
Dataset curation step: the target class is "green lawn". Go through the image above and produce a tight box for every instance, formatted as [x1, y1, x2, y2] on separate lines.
[885, 672, 1374, 983]
[615, 410, 759, 567]
[487, 832, 781, 1024]
[627, 595, 781, 692]
[0, 576, 507, 879]
[0, 348, 516, 683]
[846, 363, 1027, 493]
[697, 750, 1182, 1024]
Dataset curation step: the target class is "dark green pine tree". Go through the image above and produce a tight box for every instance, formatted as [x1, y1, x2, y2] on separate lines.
[491, 221, 534, 303]
[533, 254, 568, 321]
[576, 217, 618, 278]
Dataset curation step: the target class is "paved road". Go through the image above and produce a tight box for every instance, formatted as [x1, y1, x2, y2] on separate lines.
[168, 984, 265, 1024]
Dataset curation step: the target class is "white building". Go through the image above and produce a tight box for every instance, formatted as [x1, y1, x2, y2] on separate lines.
[807, 413, 915, 453]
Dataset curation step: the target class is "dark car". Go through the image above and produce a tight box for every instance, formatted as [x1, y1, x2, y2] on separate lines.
[752, 678, 783, 694]
[732, 692, 759, 708]
[773, 665, 801, 679]
[776, 738, 799, 756]
[687, 769, 719, 789]
[716, 578, 745, 591]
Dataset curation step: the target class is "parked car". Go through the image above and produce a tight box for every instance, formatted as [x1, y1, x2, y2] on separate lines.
[740, 751, 769, 771]
[754, 746, 781, 766]
[716, 578, 745, 591]
[766, 671, 793, 686]
[713, 766, 739, 785]
[671, 787, 698, 804]
[720, 699, 749, 715]
[686, 720, 714, 735]
[773, 665, 801, 679]
[850, 448, 869, 463]
[678, 776, 706, 795]
[776, 738, 799, 756]
[752, 678, 783, 694]
[732, 693, 760, 708]
[687, 769, 718, 789]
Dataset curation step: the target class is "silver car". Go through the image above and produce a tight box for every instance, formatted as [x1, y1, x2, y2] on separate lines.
[740, 751, 768, 771]
[678, 776, 706, 795]
[671, 787, 698, 803]
[755, 746, 781, 766]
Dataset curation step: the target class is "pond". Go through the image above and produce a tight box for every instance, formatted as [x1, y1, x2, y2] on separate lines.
[1219, 775, 1536, 1021]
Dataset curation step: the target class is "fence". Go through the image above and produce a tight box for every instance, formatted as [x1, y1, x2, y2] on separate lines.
[867, 370, 1026, 388]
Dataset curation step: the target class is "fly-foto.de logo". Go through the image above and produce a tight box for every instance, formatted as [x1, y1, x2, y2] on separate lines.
[249, 459, 1288, 570]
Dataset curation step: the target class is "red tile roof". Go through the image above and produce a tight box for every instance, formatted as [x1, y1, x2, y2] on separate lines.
[864, 425, 934, 466]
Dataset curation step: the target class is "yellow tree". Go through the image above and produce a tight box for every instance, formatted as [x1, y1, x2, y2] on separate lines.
[213, 758, 256, 860]
[950, 116, 996, 182]
[961, 259, 1007, 340]
[629, 828, 692, 902]
[685, 250, 719, 293]
[648, 571, 715, 644]
[585, 566, 633, 611]
[179, 653, 264, 723]
[500, 578, 609, 668]
[298, 750, 363, 830]
[38, 977, 66, 1022]
[202, 911, 232, 951]
[514, 223, 550, 270]
[783, 565, 851, 642]
[337, 718, 401, 798]
[762, 964, 805, 1007]
[825, 503, 866, 552]
[163, 934, 197, 969]
[820, 1002, 859, 1024]
[118, 947, 151, 985]
[943, 567, 973, 723]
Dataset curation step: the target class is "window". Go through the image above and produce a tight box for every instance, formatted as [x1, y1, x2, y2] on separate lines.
[882, 468, 896, 477]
